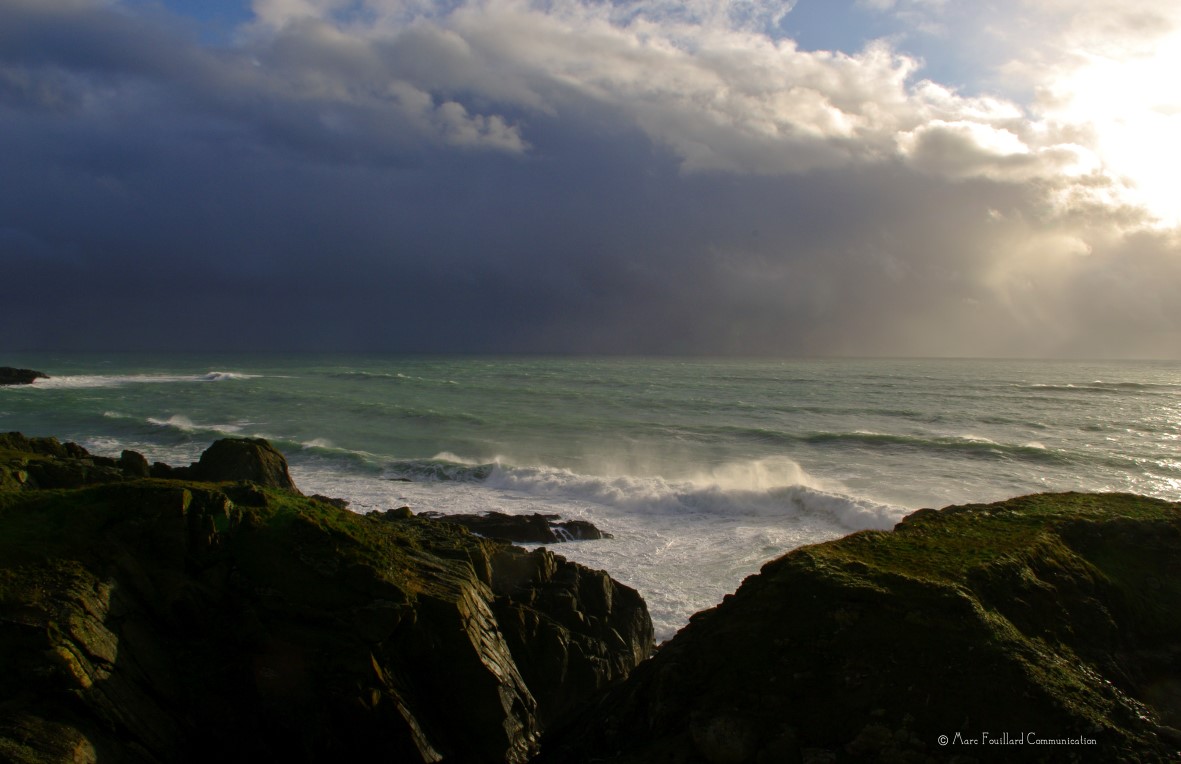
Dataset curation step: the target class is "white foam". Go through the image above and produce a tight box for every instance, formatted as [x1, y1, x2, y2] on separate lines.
[287, 451, 910, 643]
[147, 414, 244, 434]
[471, 457, 905, 530]
[148, 414, 196, 431]
[34, 374, 192, 389]
[30, 371, 256, 389]
[430, 451, 500, 466]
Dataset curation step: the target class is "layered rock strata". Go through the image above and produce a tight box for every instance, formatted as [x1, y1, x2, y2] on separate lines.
[0, 434, 653, 763]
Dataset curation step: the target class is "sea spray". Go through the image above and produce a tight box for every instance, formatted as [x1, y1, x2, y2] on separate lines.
[289, 455, 908, 640]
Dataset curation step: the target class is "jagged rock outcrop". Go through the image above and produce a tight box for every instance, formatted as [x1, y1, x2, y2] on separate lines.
[538, 493, 1181, 763]
[418, 511, 613, 543]
[147, 437, 300, 492]
[0, 435, 653, 763]
[0, 432, 150, 489]
[0, 367, 47, 385]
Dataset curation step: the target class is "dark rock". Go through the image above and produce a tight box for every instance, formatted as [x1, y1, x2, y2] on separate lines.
[421, 511, 613, 543]
[310, 493, 349, 509]
[0, 435, 131, 489]
[690, 712, 760, 764]
[0, 434, 654, 763]
[489, 546, 654, 730]
[0, 432, 74, 458]
[22, 457, 122, 488]
[539, 493, 1181, 763]
[0, 367, 47, 385]
[1, 436, 301, 493]
[187, 437, 299, 492]
[369, 506, 414, 520]
[0, 437, 158, 489]
[119, 449, 151, 477]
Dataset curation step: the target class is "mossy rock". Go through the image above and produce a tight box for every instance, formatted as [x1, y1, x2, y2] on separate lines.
[540, 493, 1181, 763]
[0, 435, 654, 763]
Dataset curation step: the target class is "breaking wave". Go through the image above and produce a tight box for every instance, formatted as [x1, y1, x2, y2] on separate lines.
[147, 414, 245, 435]
[29, 371, 257, 389]
[372, 453, 907, 533]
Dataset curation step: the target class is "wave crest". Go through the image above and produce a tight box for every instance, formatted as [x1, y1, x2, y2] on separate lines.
[148, 414, 244, 435]
[29, 371, 256, 389]
[377, 454, 906, 533]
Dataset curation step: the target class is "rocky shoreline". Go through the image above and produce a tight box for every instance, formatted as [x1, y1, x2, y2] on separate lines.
[539, 493, 1181, 763]
[2, 432, 1180, 762]
[0, 434, 652, 763]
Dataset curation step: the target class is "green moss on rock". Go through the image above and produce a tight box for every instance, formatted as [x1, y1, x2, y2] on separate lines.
[0, 435, 653, 763]
[540, 493, 1181, 763]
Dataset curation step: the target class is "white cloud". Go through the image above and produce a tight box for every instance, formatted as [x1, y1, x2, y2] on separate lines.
[4, 0, 1180, 357]
[211, 0, 1175, 230]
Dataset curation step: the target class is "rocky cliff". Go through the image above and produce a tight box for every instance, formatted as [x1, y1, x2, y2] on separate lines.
[0, 434, 653, 763]
[538, 493, 1181, 763]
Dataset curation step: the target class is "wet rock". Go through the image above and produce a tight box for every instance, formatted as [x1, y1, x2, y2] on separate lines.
[369, 506, 414, 520]
[0, 367, 47, 385]
[310, 493, 349, 509]
[421, 511, 613, 543]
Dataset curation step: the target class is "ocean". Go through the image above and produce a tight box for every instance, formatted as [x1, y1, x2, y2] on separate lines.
[3, 354, 1179, 640]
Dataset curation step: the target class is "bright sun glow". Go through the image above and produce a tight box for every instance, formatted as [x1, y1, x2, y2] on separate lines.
[1046, 30, 1181, 226]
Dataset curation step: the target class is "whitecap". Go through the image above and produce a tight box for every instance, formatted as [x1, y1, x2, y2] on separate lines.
[29, 371, 256, 389]
[148, 414, 243, 434]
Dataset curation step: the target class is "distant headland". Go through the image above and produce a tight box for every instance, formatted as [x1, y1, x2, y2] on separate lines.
[0, 367, 48, 385]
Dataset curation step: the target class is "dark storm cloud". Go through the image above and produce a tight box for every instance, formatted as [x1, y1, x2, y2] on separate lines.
[1, 0, 1179, 357]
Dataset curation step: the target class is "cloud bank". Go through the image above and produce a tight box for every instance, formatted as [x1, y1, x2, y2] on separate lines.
[1, 0, 1179, 357]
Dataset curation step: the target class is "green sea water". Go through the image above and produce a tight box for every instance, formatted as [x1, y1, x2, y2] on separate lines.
[4, 354, 1179, 638]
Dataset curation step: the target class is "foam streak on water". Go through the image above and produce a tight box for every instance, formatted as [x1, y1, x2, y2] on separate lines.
[4, 355, 1180, 640]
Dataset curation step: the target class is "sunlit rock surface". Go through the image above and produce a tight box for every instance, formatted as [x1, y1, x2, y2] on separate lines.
[0, 435, 653, 763]
[538, 493, 1181, 763]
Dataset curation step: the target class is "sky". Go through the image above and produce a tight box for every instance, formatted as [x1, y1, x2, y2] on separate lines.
[2, 0, 1180, 357]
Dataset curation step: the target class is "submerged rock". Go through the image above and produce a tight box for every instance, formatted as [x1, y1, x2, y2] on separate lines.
[539, 493, 1181, 763]
[419, 511, 613, 543]
[0, 435, 654, 763]
[0, 367, 47, 385]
